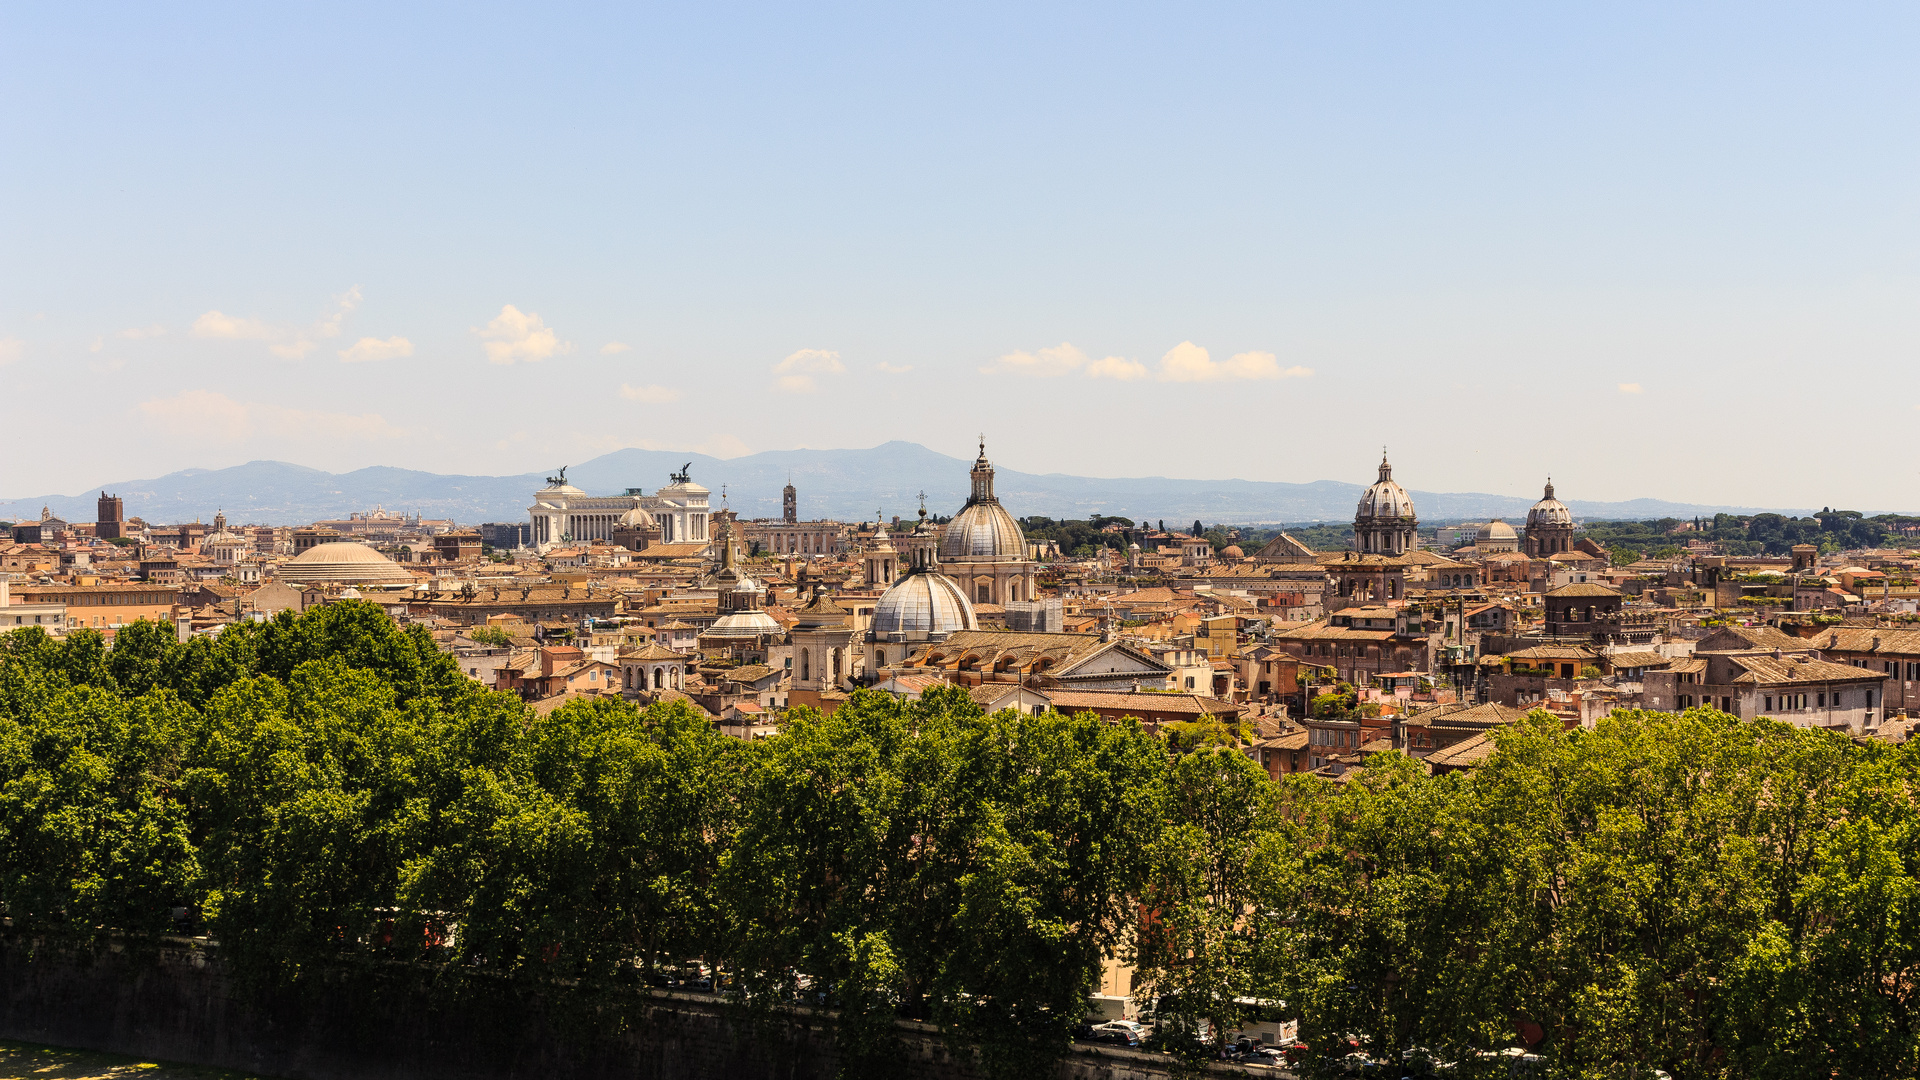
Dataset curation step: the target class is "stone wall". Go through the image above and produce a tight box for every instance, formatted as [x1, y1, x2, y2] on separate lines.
[0, 935, 1208, 1080]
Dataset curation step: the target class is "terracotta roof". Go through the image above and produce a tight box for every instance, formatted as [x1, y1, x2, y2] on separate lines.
[1271, 620, 1398, 642]
[1607, 650, 1671, 670]
[618, 642, 685, 661]
[1425, 731, 1496, 768]
[1545, 583, 1623, 597]
[1726, 655, 1888, 686]
[1500, 644, 1600, 662]
[1816, 627, 1920, 655]
[1043, 690, 1240, 718]
[1402, 701, 1526, 730]
[1871, 716, 1920, 744]
[1698, 625, 1809, 652]
[1255, 729, 1309, 750]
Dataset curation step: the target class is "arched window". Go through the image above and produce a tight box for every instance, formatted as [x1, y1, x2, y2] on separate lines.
[801, 650, 810, 682]
[653, 667, 663, 689]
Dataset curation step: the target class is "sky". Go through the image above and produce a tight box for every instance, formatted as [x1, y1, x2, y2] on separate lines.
[3, 3, 1918, 511]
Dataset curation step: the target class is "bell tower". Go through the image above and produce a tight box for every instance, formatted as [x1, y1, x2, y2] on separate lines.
[782, 476, 798, 524]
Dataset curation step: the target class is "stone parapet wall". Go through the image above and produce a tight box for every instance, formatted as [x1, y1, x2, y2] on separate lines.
[0, 935, 1228, 1080]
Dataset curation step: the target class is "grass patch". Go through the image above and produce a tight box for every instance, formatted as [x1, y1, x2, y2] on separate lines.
[0, 1040, 281, 1080]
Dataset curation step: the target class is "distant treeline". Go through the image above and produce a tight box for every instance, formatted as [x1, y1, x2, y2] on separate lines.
[3, 604, 1919, 1077]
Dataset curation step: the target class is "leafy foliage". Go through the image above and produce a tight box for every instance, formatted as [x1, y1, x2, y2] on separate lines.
[5, 609, 1920, 1077]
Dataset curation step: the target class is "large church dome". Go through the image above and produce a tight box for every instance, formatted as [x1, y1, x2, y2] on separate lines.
[938, 441, 1027, 559]
[870, 571, 976, 640]
[1477, 520, 1518, 543]
[1356, 456, 1415, 521]
[277, 541, 415, 585]
[940, 502, 1025, 559]
[1527, 480, 1573, 528]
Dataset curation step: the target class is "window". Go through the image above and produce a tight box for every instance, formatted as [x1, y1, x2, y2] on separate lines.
[1764, 695, 1772, 711]
[1817, 692, 1825, 708]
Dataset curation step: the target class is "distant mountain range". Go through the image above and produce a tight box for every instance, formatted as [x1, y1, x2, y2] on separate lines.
[1, 442, 1824, 528]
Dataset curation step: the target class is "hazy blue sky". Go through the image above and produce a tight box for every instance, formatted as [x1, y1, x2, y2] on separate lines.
[4, 3, 1917, 509]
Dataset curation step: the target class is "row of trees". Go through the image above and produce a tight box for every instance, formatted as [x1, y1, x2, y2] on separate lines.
[3, 604, 1919, 1077]
[1583, 510, 1919, 559]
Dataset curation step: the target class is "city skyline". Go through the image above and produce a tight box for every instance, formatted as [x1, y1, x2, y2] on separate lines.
[0, 440, 1879, 529]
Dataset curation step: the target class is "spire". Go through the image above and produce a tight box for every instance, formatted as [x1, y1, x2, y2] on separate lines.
[1378, 448, 1393, 482]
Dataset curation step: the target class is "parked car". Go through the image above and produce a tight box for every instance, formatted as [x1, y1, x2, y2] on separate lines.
[1090, 1022, 1142, 1048]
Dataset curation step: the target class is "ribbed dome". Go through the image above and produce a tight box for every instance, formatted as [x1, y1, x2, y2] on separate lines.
[618, 505, 657, 527]
[277, 542, 414, 585]
[871, 571, 976, 640]
[1356, 457, 1415, 521]
[940, 501, 1026, 559]
[1221, 545, 1245, 559]
[1477, 520, 1518, 542]
[939, 438, 1028, 559]
[1527, 480, 1573, 528]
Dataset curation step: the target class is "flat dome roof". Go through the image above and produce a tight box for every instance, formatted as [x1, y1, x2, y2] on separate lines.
[277, 541, 415, 585]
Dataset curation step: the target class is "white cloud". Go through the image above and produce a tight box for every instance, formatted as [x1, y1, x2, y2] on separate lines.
[619, 383, 683, 403]
[478, 304, 568, 364]
[772, 348, 846, 393]
[118, 324, 166, 340]
[192, 310, 275, 340]
[1156, 342, 1311, 382]
[137, 389, 407, 442]
[775, 348, 846, 374]
[1618, 382, 1644, 394]
[983, 340, 1303, 383]
[339, 336, 415, 363]
[1084, 354, 1150, 381]
[980, 342, 1088, 377]
[876, 361, 913, 374]
[0, 338, 22, 365]
[600, 341, 632, 355]
[318, 286, 360, 339]
[193, 287, 365, 359]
